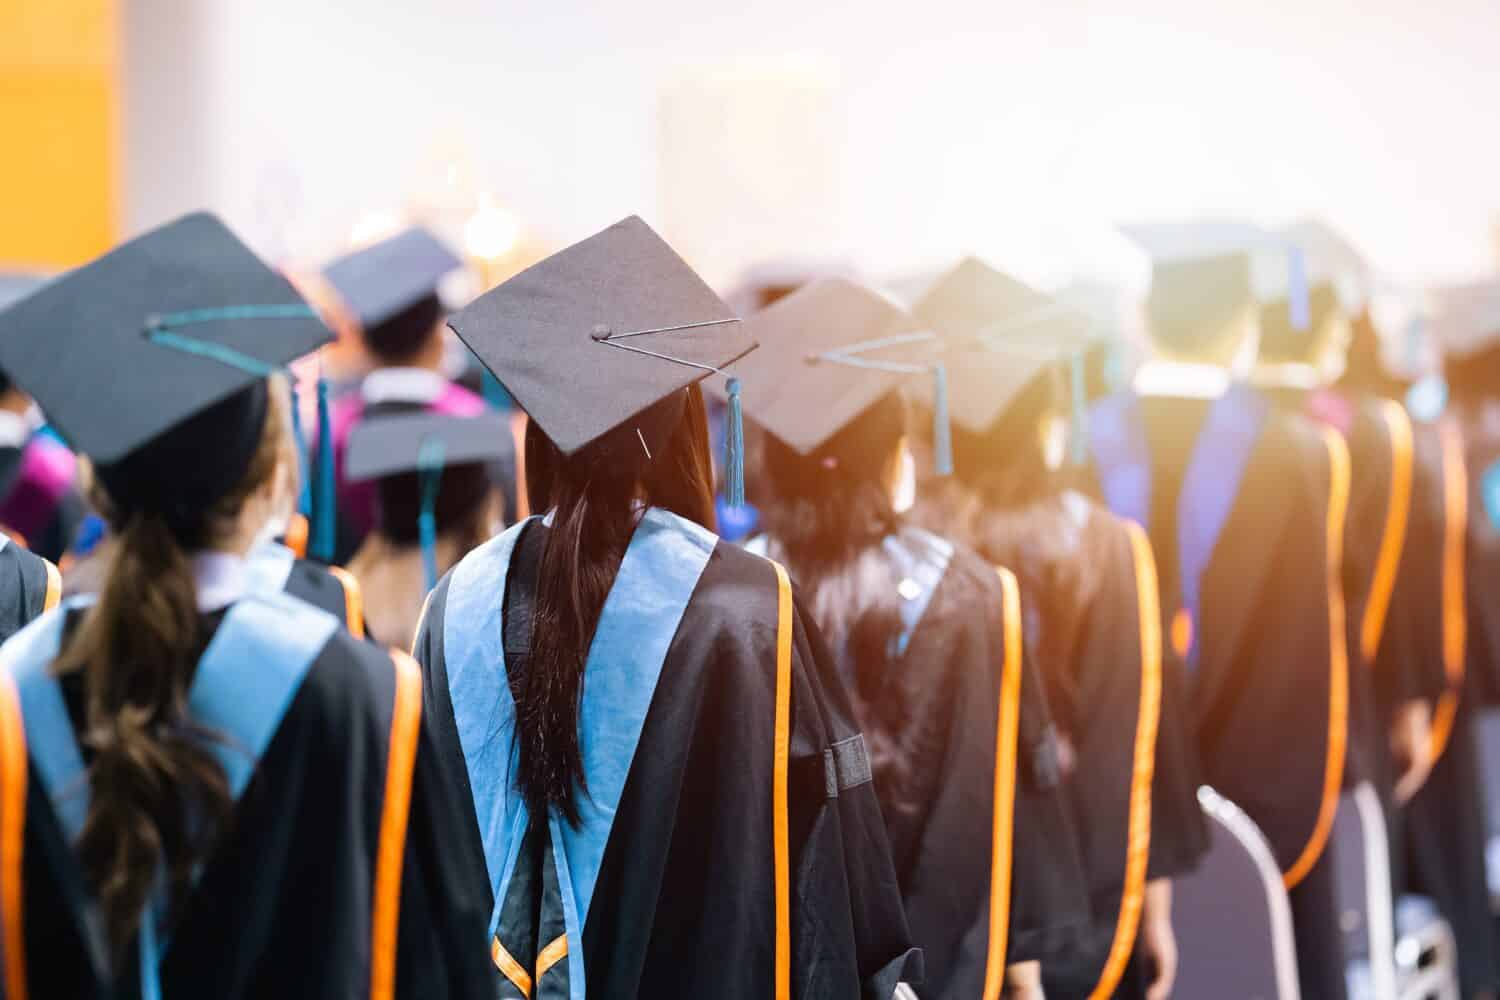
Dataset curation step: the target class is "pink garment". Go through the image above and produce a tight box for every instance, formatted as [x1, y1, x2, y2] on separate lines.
[328, 381, 486, 541]
[0, 435, 77, 541]
[1305, 387, 1356, 436]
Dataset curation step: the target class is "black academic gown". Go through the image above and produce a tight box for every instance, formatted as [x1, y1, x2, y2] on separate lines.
[283, 557, 367, 639]
[1398, 410, 1498, 998]
[13, 600, 497, 999]
[415, 516, 919, 1000]
[0, 538, 57, 643]
[1087, 389, 1351, 1000]
[947, 491, 1208, 998]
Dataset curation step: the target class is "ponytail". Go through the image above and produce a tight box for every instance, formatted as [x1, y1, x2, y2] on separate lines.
[517, 385, 715, 825]
[54, 381, 290, 959]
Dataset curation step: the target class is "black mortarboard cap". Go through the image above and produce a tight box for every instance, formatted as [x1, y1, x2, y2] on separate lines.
[0, 212, 331, 521]
[322, 226, 463, 331]
[448, 215, 752, 456]
[722, 277, 934, 455]
[344, 410, 514, 482]
[910, 258, 1091, 433]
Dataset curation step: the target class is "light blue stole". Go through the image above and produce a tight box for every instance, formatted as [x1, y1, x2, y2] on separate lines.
[442, 506, 717, 1000]
[1089, 385, 1268, 672]
[2, 590, 340, 999]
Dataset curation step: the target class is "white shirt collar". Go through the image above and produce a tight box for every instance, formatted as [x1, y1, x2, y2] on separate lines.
[191, 551, 249, 612]
[1132, 359, 1231, 399]
[0, 408, 39, 450]
[361, 367, 448, 406]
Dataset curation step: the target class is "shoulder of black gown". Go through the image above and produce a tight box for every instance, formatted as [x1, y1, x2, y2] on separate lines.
[281, 558, 366, 638]
[0, 540, 56, 643]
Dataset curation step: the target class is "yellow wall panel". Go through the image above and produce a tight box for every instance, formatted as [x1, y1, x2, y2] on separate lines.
[0, 0, 117, 270]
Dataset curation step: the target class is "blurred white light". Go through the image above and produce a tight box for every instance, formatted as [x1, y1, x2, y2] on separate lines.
[348, 210, 405, 248]
[464, 194, 521, 261]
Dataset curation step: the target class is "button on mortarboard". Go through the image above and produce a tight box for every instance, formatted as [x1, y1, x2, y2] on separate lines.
[447, 215, 752, 456]
[322, 226, 464, 331]
[0, 212, 332, 466]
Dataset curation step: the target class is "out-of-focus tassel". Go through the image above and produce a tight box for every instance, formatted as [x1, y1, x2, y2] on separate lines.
[417, 438, 446, 592]
[1069, 353, 1089, 466]
[311, 371, 336, 563]
[931, 363, 953, 477]
[289, 377, 312, 516]
[725, 377, 745, 508]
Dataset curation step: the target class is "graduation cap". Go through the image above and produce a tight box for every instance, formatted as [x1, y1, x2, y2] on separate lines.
[1121, 221, 1308, 352]
[448, 215, 755, 500]
[1279, 218, 1371, 310]
[323, 226, 463, 332]
[1427, 278, 1500, 361]
[909, 258, 1092, 432]
[345, 410, 513, 589]
[719, 277, 950, 469]
[0, 212, 332, 523]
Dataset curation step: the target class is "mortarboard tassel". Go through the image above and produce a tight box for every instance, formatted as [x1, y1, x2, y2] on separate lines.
[931, 363, 953, 477]
[288, 377, 313, 517]
[1288, 246, 1310, 332]
[310, 371, 337, 563]
[725, 377, 746, 508]
[481, 367, 510, 411]
[417, 438, 446, 592]
[1069, 352, 1089, 466]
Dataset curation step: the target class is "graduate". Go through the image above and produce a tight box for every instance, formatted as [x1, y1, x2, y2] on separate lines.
[344, 410, 511, 646]
[0, 213, 497, 998]
[0, 276, 89, 563]
[414, 217, 918, 999]
[1253, 222, 1440, 814]
[904, 258, 1207, 1000]
[726, 276, 1086, 999]
[318, 227, 488, 562]
[1409, 277, 1500, 999]
[1085, 223, 1353, 1000]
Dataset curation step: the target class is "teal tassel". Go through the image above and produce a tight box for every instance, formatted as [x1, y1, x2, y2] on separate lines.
[311, 374, 336, 563]
[289, 378, 312, 516]
[931, 364, 953, 476]
[1069, 353, 1089, 466]
[481, 367, 511, 410]
[417, 438, 446, 592]
[725, 377, 745, 508]
[1288, 246, 1310, 332]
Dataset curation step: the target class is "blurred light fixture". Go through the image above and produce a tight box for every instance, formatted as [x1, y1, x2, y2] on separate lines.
[464, 193, 521, 262]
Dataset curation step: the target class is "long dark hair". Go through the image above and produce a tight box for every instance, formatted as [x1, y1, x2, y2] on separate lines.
[518, 384, 716, 825]
[757, 391, 907, 769]
[54, 382, 289, 960]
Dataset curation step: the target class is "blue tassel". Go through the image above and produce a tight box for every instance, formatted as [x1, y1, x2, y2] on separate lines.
[725, 377, 745, 508]
[931, 364, 953, 476]
[1288, 246, 1310, 332]
[311, 373, 336, 563]
[481, 367, 511, 410]
[288, 378, 312, 517]
[417, 439, 446, 592]
[1069, 353, 1089, 466]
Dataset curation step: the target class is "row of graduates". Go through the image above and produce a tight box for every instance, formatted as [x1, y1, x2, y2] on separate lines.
[0, 207, 1493, 1000]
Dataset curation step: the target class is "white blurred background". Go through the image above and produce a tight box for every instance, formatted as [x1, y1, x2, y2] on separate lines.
[117, 0, 1500, 290]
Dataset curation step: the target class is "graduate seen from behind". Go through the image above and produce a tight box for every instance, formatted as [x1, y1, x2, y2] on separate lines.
[725, 276, 1087, 999]
[0, 214, 496, 999]
[344, 409, 511, 646]
[1086, 223, 1353, 1000]
[903, 258, 1209, 1000]
[416, 217, 918, 999]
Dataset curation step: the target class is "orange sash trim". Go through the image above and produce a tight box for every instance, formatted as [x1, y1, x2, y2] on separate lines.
[535, 934, 568, 980]
[1089, 523, 1162, 999]
[0, 673, 27, 1000]
[1429, 419, 1468, 763]
[981, 567, 1024, 1000]
[1284, 429, 1351, 890]
[769, 560, 793, 1000]
[284, 513, 309, 560]
[40, 561, 60, 614]
[326, 565, 365, 639]
[371, 650, 422, 1000]
[1361, 401, 1413, 664]
[492, 937, 533, 997]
